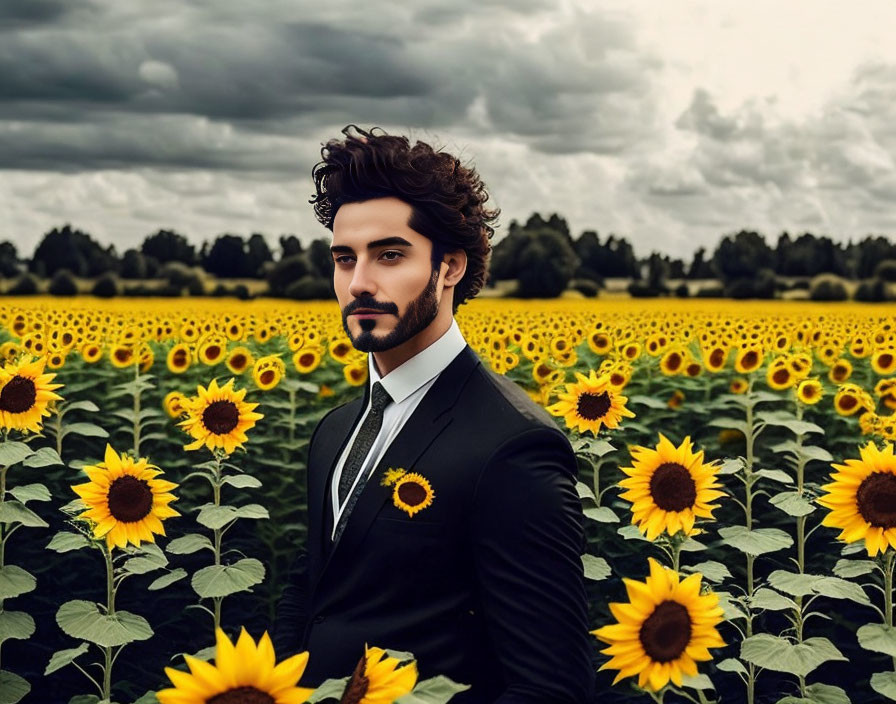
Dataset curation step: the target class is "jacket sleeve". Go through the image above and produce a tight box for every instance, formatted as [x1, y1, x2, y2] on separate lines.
[470, 427, 596, 703]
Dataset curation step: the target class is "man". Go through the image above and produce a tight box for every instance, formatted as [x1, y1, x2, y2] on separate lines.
[273, 125, 595, 702]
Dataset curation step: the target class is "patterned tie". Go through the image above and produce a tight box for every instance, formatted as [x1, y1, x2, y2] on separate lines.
[337, 381, 393, 507]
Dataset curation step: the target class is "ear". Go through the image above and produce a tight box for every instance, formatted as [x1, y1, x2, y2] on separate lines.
[441, 249, 467, 288]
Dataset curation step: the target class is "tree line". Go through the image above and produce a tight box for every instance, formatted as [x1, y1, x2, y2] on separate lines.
[4, 216, 896, 300]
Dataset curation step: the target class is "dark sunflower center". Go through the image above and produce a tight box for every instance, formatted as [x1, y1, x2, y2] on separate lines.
[202, 400, 240, 434]
[231, 354, 247, 368]
[0, 376, 36, 413]
[340, 654, 370, 704]
[649, 463, 697, 512]
[839, 396, 858, 411]
[398, 481, 427, 507]
[260, 370, 275, 385]
[772, 369, 789, 384]
[709, 349, 724, 367]
[856, 472, 896, 528]
[107, 476, 153, 523]
[577, 391, 611, 421]
[300, 353, 315, 366]
[639, 600, 692, 662]
[207, 686, 275, 704]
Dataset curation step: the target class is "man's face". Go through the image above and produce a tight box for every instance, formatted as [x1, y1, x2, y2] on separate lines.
[331, 197, 443, 353]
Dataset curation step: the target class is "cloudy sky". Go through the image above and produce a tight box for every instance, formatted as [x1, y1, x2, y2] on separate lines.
[4, 0, 896, 260]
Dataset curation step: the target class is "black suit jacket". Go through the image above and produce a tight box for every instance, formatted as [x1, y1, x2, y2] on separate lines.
[272, 344, 596, 702]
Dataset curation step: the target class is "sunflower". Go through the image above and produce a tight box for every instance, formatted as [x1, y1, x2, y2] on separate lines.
[546, 369, 636, 436]
[659, 348, 685, 376]
[587, 331, 613, 355]
[72, 444, 179, 550]
[873, 349, 896, 376]
[834, 383, 874, 417]
[178, 378, 264, 454]
[592, 557, 725, 691]
[702, 345, 729, 373]
[340, 644, 418, 704]
[226, 346, 254, 375]
[0, 355, 64, 433]
[392, 473, 435, 517]
[729, 377, 748, 394]
[163, 390, 188, 418]
[157, 627, 313, 704]
[828, 358, 853, 384]
[253, 356, 284, 391]
[734, 346, 763, 374]
[618, 434, 724, 540]
[198, 335, 227, 366]
[293, 347, 323, 374]
[818, 441, 896, 556]
[796, 379, 823, 405]
[329, 338, 354, 364]
[766, 359, 795, 390]
[167, 343, 192, 374]
[109, 343, 136, 368]
[344, 362, 368, 387]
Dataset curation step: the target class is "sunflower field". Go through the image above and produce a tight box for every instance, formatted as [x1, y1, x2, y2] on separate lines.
[2, 296, 896, 703]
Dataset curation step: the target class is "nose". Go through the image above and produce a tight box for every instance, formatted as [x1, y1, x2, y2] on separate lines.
[347, 258, 377, 299]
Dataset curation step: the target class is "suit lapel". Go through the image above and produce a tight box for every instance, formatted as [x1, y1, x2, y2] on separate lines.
[311, 344, 481, 597]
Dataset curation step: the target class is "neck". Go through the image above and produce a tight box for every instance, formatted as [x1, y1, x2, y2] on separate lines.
[372, 305, 453, 377]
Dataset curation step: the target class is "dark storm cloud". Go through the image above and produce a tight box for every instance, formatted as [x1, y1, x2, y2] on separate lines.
[0, 0, 663, 172]
[0, 0, 75, 28]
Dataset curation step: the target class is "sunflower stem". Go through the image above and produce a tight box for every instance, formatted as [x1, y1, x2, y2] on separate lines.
[102, 544, 115, 700]
[133, 360, 141, 457]
[213, 452, 223, 632]
[288, 386, 297, 445]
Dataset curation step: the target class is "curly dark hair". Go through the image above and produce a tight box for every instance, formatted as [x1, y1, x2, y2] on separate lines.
[310, 124, 500, 311]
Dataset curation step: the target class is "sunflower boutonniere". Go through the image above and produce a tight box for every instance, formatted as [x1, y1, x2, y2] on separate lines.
[381, 467, 435, 517]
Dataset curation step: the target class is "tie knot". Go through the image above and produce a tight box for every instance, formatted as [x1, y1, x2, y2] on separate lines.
[370, 381, 392, 413]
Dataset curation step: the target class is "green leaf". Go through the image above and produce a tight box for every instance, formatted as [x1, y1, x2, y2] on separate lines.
[871, 671, 896, 701]
[628, 395, 669, 409]
[61, 422, 109, 440]
[395, 675, 472, 703]
[754, 469, 794, 484]
[755, 412, 824, 436]
[718, 526, 793, 556]
[0, 565, 36, 599]
[56, 600, 153, 647]
[220, 474, 262, 489]
[617, 524, 649, 542]
[148, 568, 188, 591]
[768, 571, 822, 597]
[799, 445, 835, 464]
[575, 482, 597, 502]
[682, 561, 731, 583]
[750, 588, 798, 612]
[812, 576, 872, 606]
[680, 673, 714, 691]
[8, 483, 51, 504]
[571, 437, 615, 457]
[803, 683, 851, 704]
[44, 642, 90, 675]
[67, 696, 101, 704]
[307, 677, 350, 703]
[0, 670, 30, 704]
[21, 447, 62, 468]
[715, 591, 749, 621]
[679, 536, 707, 552]
[61, 400, 100, 414]
[707, 418, 750, 435]
[582, 506, 619, 523]
[718, 458, 745, 475]
[123, 556, 167, 575]
[46, 532, 92, 553]
[770, 491, 816, 517]
[191, 558, 265, 598]
[132, 692, 161, 704]
[740, 634, 846, 677]
[0, 501, 48, 528]
[195, 504, 269, 530]
[833, 559, 875, 579]
[582, 554, 611, 581]
[0, 611, 35, 643]
[857, 624, 896, 657]
[716, 658, 747, 674]
[166, 533, 213, 555]
[0, 442, 33, 467]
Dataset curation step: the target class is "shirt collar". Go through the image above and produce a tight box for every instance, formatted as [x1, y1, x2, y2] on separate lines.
[367, 317, 467, 405]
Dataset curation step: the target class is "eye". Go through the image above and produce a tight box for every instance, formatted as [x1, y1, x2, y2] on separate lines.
[382, 251, 403, 261]
[334, 255, 353, 264]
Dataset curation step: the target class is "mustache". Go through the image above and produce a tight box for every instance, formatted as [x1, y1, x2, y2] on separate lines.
[344, 299, 398, 315]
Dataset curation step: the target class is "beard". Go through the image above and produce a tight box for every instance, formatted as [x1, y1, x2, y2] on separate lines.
[341, 267, 440, 353]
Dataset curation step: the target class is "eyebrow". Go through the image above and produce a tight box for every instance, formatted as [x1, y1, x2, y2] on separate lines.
[330, 236, 414, 255]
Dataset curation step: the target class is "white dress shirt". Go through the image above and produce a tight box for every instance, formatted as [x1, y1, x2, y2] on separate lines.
[329, 317, 468, 537]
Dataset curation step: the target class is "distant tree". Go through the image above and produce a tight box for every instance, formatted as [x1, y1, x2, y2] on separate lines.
[516, 230, 578, 298]
[593, 234, 639, 278]
[48, 269, 78, 296]
[307, 238, 335, 280]
[855, 278, 889, 302]
[285, 276, 335, 300]
[809, 275, 848, 301]
[712, 230, 775, 281]
[687, 247, 715, 279]
[91, 273, 119, 298]
[267, 255, 311, 297]
[874, 259, 896, 282]
[851, 236, 896, 279]
[279, 235, 304, 259]
[489, 221, 530, 281]
[7, 273, 38, 295]
[573, 230, 603, 282]
[203, 235, 251, 278]
[775, 232, 847, 276]
[0, 241, 21, 277]
[120, 249, 148, 279]
[245, 234, 273, 278]
[141, 229, 197, 266]
[29, 224, 116, 278]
